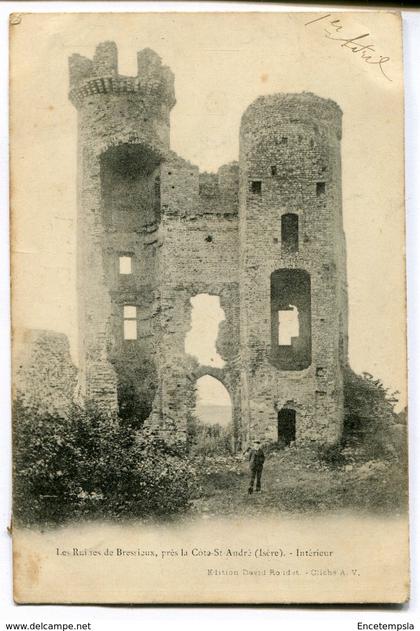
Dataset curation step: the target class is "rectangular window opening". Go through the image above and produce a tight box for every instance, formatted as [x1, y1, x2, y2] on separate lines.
[278, 306, 299, 346]
[250, 180, 262, 195]
[316, 182, 326, 196]
[119, 255, 133, 274]
[123, 305, 137, 340]
[280, 136, 288, 145]
[281, 213, 299, 253]
[271, 165, 277, 176]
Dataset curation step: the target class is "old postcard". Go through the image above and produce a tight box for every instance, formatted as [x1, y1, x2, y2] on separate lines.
[10, 11, 408, 603]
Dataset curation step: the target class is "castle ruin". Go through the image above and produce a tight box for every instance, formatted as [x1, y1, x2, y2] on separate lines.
[69, 42, 348, 448]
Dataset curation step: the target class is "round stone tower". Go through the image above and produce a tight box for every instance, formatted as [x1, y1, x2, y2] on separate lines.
[69, 42, 175, 418]
[239, 93, 348, 446]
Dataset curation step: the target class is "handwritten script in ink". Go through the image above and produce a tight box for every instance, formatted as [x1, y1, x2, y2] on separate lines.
[305, 14, 392, 82]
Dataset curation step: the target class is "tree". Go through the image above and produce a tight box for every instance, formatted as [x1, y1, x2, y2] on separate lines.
[343, 367, 405, 460]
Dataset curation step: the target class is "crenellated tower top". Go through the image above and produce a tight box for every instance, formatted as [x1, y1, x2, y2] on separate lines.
[69, 41, 176, 110]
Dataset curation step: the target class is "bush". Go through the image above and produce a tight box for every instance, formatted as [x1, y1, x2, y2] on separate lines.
[188, 419, 234, 458]
[13, 400, 197, 526]
[343, 367, 407, 462]
[317, 443, 346, 467]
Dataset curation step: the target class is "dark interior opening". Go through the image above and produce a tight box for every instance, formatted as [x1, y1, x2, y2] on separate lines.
[111, 349, 157, 430]
[316, 182, 326, 196]
[281, 213, 299, 252]
[250, 180, 262, 194]
[100, 143, 161, 231]
[270, 268, 311, 370]
[278, 408, 296, 446]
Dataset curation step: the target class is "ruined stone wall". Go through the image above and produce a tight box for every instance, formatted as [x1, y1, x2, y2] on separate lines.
[14, 330, 77, 416]
[70, 44, 241, 436]
[239, 93, 347, 445]
[148, 156, 241, 440]
[70, 42, 174, 416]
[70, 44, 347, 449]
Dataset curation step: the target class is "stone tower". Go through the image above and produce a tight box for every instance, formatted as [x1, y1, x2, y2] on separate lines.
[69, 42, 175, 419]
[69, 43, 348, 447]
[239, 94, 348, 445]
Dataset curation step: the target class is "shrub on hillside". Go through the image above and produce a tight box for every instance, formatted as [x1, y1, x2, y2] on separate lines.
[13, 398, 80, 524]
[343, 367, 407, 462]
[188, 418, 234, 457]
[13, 400, 197, 526]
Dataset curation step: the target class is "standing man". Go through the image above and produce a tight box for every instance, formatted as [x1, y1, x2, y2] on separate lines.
[247, 439, 265, 494]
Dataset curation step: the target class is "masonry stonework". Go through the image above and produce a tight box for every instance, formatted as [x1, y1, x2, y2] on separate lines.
[69, 42, 348, 448]
[14, 330, 77, 416]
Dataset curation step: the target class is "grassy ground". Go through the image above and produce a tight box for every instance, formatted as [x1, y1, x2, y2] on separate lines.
[191, 446, 407, 517]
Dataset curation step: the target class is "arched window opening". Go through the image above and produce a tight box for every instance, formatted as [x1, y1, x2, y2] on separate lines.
[281, 213, 299, 252]
[270, 269, 311, 370]
[100, 143, 161, 231]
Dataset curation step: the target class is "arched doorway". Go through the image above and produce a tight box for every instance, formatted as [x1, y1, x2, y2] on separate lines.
[190, 375, 233, 455]
[195, 375, 232, 427]
[277, 408, 296, 446]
